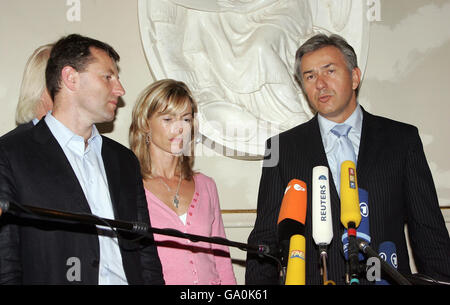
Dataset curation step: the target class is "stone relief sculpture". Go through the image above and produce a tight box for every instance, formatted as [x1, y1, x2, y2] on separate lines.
[138, 0, 369, 156]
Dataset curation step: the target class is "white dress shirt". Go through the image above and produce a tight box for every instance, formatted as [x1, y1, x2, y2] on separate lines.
[45, 113, 128, 285]
[317, 104, 363, 191]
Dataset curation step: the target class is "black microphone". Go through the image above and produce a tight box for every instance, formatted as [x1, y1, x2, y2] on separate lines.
[0, 200, 7, 216]
[0, 200, 271, 257]
[356, 238, 411, 285]
[405, 273, 450, 285]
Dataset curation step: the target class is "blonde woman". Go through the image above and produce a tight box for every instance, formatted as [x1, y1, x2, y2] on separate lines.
[15, 43, 53, 125]
[2, 44, 53, 139]
[130, 79, 236, 285]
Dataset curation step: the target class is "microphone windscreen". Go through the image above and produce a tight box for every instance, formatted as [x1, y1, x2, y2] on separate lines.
[312, 166, 333, 246]
[277, 179, 307, 226]
[285, 234, 306, 285]
[356, 188, 370, 242]
[277, 179, 307, 268]
[340, 161, 361, 228]
[376, 241, 398, 285]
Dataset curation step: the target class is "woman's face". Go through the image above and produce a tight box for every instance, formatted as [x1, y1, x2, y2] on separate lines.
[148, 102, 193, 156]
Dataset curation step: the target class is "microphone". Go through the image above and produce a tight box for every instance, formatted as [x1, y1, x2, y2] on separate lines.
[277, 179, 307, 285]
[340, 161, 361, 229]
[356, 188, 370, 245]
[357, 239, 411, 285]
[342, 188, 370, 261]
[0, 200, 272, 260]
[0, 200, 5, 216]
[285, 234, 306, 285]
[340, 160, 361, 285]
[0, 200, 6, 216]
[312, 166, 334, 285]
[376, 241, 398, 285]
[312, 167, 333, 246]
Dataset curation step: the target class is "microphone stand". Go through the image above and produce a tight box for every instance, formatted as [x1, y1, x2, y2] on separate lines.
[346, 222, 361, 285]
[278, 239, 288, 285]
[0, 201, 270, 257]
[357, 238, 412, 285]
[318, 245, 335, 285]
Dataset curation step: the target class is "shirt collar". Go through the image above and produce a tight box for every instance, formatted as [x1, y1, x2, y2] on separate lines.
[44, 111, 102, 156]
[317, 103, 363, 137]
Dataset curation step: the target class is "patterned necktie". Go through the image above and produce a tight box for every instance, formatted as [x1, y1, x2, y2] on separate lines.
[331, 124, 356, 195]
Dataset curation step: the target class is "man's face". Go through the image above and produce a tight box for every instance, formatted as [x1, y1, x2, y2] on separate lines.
[76, 47, 125, 124]
[300, 46, 360, 123]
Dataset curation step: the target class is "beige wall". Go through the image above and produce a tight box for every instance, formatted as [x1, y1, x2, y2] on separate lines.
[1, 0, 449, 285]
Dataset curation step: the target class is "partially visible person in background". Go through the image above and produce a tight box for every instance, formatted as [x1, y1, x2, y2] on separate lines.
[2, 44, 53, 138]
[130, 79, 236, 285]
[15, 43, 53, 125]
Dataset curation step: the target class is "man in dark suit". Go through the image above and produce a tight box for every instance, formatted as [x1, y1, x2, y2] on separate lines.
[246, 34, 450, 285]
[0, 34, 164, 284]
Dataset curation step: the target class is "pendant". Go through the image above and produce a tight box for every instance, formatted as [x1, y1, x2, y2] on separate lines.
[173, 195, 179, 208]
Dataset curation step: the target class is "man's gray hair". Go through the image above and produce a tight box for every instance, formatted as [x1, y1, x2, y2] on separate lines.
[294, 34, 359, 95]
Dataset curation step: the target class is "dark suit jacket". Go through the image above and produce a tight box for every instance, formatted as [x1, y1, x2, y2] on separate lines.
[0, 121, 34, 139]
[246, 108, 450, 284]
[0, 119, 164, 285]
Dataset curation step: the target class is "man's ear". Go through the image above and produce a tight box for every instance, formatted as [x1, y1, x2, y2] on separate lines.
[60, 66, 79, 92]
[352, 67, 361, 91]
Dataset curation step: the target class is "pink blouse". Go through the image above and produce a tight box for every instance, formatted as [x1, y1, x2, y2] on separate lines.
[145, 173, 236, 285]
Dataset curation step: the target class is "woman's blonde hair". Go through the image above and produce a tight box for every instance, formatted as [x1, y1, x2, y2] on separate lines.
[130, 79, 198, 180]
[15, 44, 53, 124]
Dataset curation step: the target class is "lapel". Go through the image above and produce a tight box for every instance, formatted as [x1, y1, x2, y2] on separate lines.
[302, 115, 330, 169]
[100, 136, 121, 219]
[31, 120, 92, 213]
[356, 107, 383, 189]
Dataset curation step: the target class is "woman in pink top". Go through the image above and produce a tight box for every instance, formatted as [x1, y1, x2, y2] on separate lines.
[129, 79, 236, 285]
